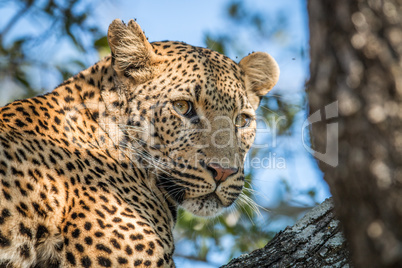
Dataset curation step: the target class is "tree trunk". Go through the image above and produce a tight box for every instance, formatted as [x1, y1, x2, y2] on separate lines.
[221, 198, 351, 268]
[307, 0, 402, 267]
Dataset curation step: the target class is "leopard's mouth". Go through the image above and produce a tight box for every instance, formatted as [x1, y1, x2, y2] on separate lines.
[180, 193, 225, 217]
[155, 174, 238, 217]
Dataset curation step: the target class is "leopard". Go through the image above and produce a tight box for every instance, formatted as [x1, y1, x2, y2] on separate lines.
[0, 19, 279, 267]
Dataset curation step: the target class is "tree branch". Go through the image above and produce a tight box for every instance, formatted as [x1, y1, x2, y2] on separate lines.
[221, 198, 351, 268]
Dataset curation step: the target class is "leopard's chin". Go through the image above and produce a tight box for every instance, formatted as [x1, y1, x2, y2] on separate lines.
[180, 193, 226, 217]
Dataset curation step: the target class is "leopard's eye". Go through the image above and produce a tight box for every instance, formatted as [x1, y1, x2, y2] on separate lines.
[173, 100, 192, 116]
[235, 114, 251, 128]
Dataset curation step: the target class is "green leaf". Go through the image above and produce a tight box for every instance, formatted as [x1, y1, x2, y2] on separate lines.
[204, 34, 226, 54]
[94, 36, 109, 49]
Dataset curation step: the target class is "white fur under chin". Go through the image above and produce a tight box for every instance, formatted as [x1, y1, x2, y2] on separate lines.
[181, 196, 225, 218]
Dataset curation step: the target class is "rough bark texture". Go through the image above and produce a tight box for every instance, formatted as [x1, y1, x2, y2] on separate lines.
[222, 198, 351, 268]
[308, 0, 402, 267]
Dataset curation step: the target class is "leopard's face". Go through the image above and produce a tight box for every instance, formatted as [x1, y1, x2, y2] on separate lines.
[107, 20, 279, 217]
[122, 43, 256, 216]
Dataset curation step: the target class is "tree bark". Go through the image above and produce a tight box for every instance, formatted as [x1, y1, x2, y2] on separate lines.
[221, 198, 351, 268]
[307, 0, 402, 267]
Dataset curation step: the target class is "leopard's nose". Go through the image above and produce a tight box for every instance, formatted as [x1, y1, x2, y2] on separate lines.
[207, 163, 238, 183]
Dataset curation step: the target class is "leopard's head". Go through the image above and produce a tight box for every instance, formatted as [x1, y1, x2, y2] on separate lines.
[106, 19, 279, 217]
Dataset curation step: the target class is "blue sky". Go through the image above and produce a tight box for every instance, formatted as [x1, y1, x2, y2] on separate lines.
[1, 0, 330, 266]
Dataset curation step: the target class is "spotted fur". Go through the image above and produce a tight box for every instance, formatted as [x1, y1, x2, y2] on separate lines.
[0, 19, 279, 267]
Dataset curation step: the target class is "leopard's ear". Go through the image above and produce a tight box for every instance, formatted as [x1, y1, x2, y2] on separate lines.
[239, 52, 279, 110]
[107, 19, 164, 83]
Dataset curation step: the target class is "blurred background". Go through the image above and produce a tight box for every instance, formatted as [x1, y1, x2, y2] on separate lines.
[0, 0, 330, 267]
